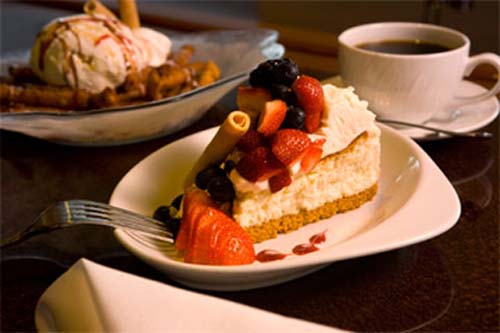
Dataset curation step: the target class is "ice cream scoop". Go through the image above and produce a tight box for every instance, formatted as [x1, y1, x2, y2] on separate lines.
[30, 14, 171, 94]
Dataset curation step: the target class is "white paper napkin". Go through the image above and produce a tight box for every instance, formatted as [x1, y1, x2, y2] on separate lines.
[35, 259, 349, 332]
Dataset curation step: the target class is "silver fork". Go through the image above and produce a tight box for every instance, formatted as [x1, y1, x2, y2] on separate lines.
[1, 200, 174, 248]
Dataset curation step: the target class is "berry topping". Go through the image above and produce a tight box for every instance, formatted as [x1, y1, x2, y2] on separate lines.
[195, 165, 225, 190]
[236, 130, 267, 153]
[153, 205, 172, 223]
[313, 137, 326, 147]
[236, 146, 284, 182]
[271, 129, 312, 166]
[170, 194, 184, 210]
[154, 203, 181, 237]
[270, 84, 296, 105]
[269, 169, 292, 193]
[249, 58, 299, 88]
[249, 61, 274, 88]
[223, 160, 236, 174]
[300, 145, 323, 173]
[281, 105, 306, 130]
[175, 188, 216, 251]
[183, 207, 255, 265]
[292, 75, 324, 133]
[207, 176, 235, 202]
[256, 99, 287, 137]
[236, 86, 272, 121]
[169, 218, 182, 239]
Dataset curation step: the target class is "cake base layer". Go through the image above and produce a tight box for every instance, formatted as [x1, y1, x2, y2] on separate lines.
[244, 183, 377, 243]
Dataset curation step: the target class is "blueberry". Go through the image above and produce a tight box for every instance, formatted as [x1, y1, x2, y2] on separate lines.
[249, 58, 299, 88]
[249, 62, 273, 88]
[207, 176, 235, 202]
[272, 58, 299, 87]
[169, 218, 181, 239]
[281, 105, 306, 130]
[195, 165, 225, 190]
[153, 205, 172, 223]
[270, 84, 297, 105]
[224, 160, 236, 174]
[170, 194, 183, 210]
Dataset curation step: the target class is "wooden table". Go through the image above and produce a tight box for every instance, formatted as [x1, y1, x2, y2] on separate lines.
[1, 2, 499, 332]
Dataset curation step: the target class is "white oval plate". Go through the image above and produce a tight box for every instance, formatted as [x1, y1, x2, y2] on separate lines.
[109, 124, 460, 291]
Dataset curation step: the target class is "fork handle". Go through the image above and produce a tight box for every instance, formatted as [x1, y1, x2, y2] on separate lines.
[1, 224, 62, 248]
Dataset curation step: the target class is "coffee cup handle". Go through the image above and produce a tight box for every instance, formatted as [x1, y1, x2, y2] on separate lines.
[453, 53, 500, 106]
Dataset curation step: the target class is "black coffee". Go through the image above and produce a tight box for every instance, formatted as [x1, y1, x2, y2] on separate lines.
[356, 40, 451, 55]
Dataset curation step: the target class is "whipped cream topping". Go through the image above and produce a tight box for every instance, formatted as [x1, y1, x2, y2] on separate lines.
[30, 14, 171, 93]
[315, 84, 377, 157]
[230, 84, 378, 196]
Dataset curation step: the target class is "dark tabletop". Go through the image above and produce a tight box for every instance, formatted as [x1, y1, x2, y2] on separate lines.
[1, 4, 499, 333]
[1, 81, 499, 331]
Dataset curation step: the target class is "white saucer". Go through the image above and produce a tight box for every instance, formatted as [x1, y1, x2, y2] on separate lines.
[396, 80, 499, 140]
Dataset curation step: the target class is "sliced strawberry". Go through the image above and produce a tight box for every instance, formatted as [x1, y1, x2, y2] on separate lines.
[269, 169, 292, 193]
[183, 209, 215, 264]
[292, 76, 324, 133]
[271, 129, 312, 166]
[184, 207, 255, 265]
[214, 223, 255, 265]
[175, 188, 215, 251]
[256, 99, 287, 137]
[300, 145, 323, 173]
[313, 137, 326, 147]
[235, 146, 284, 182]
[236, 86, 272, 122]
[236, 130, 267, 153]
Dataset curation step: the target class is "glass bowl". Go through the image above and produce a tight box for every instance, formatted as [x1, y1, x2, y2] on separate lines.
[0, 29, 284, 146]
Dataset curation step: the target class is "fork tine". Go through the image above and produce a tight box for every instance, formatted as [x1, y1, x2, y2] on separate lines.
[68, 208, 170, 235]
[68, 211, 172, 236]
[70, 214, 170, 236]
[69, 200, 167, 227]
[66, 201, 174, 238]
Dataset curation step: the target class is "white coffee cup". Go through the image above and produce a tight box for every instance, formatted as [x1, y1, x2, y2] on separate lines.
[338, 22, 500, 124]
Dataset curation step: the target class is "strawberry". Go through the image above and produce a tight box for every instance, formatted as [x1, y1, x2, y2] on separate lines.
[236, 86, 272, 122]
[292, 76, 324, 133]
[175, 188, 215, 251]
[300, 145, 323, 173]
[214, 222, 255, 265]
[236, 130, 267, 153]
[184, 207, 255, 265]
[256, 99, 287, 136]
[183, 209, 216, 264]
[271, 129, 312, 166]
[269, 169, 292, 193]
[313, 137, 326, 147]
[235, 146, 284, 182]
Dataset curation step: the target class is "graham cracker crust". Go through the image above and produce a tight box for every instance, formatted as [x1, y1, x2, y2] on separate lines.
[244, 183, 378, 243]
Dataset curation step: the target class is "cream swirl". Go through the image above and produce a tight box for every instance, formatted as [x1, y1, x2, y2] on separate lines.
[30, 14, 171, 93]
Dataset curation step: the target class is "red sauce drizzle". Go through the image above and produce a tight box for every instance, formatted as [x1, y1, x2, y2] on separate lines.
[94, 34, 112, 46]
[256, 229, 329, 262]
[36, 16, 139, 84]
[309, 229, 327, 245]
[256, 250, 288, 263]
[292, 243, 319, 255]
